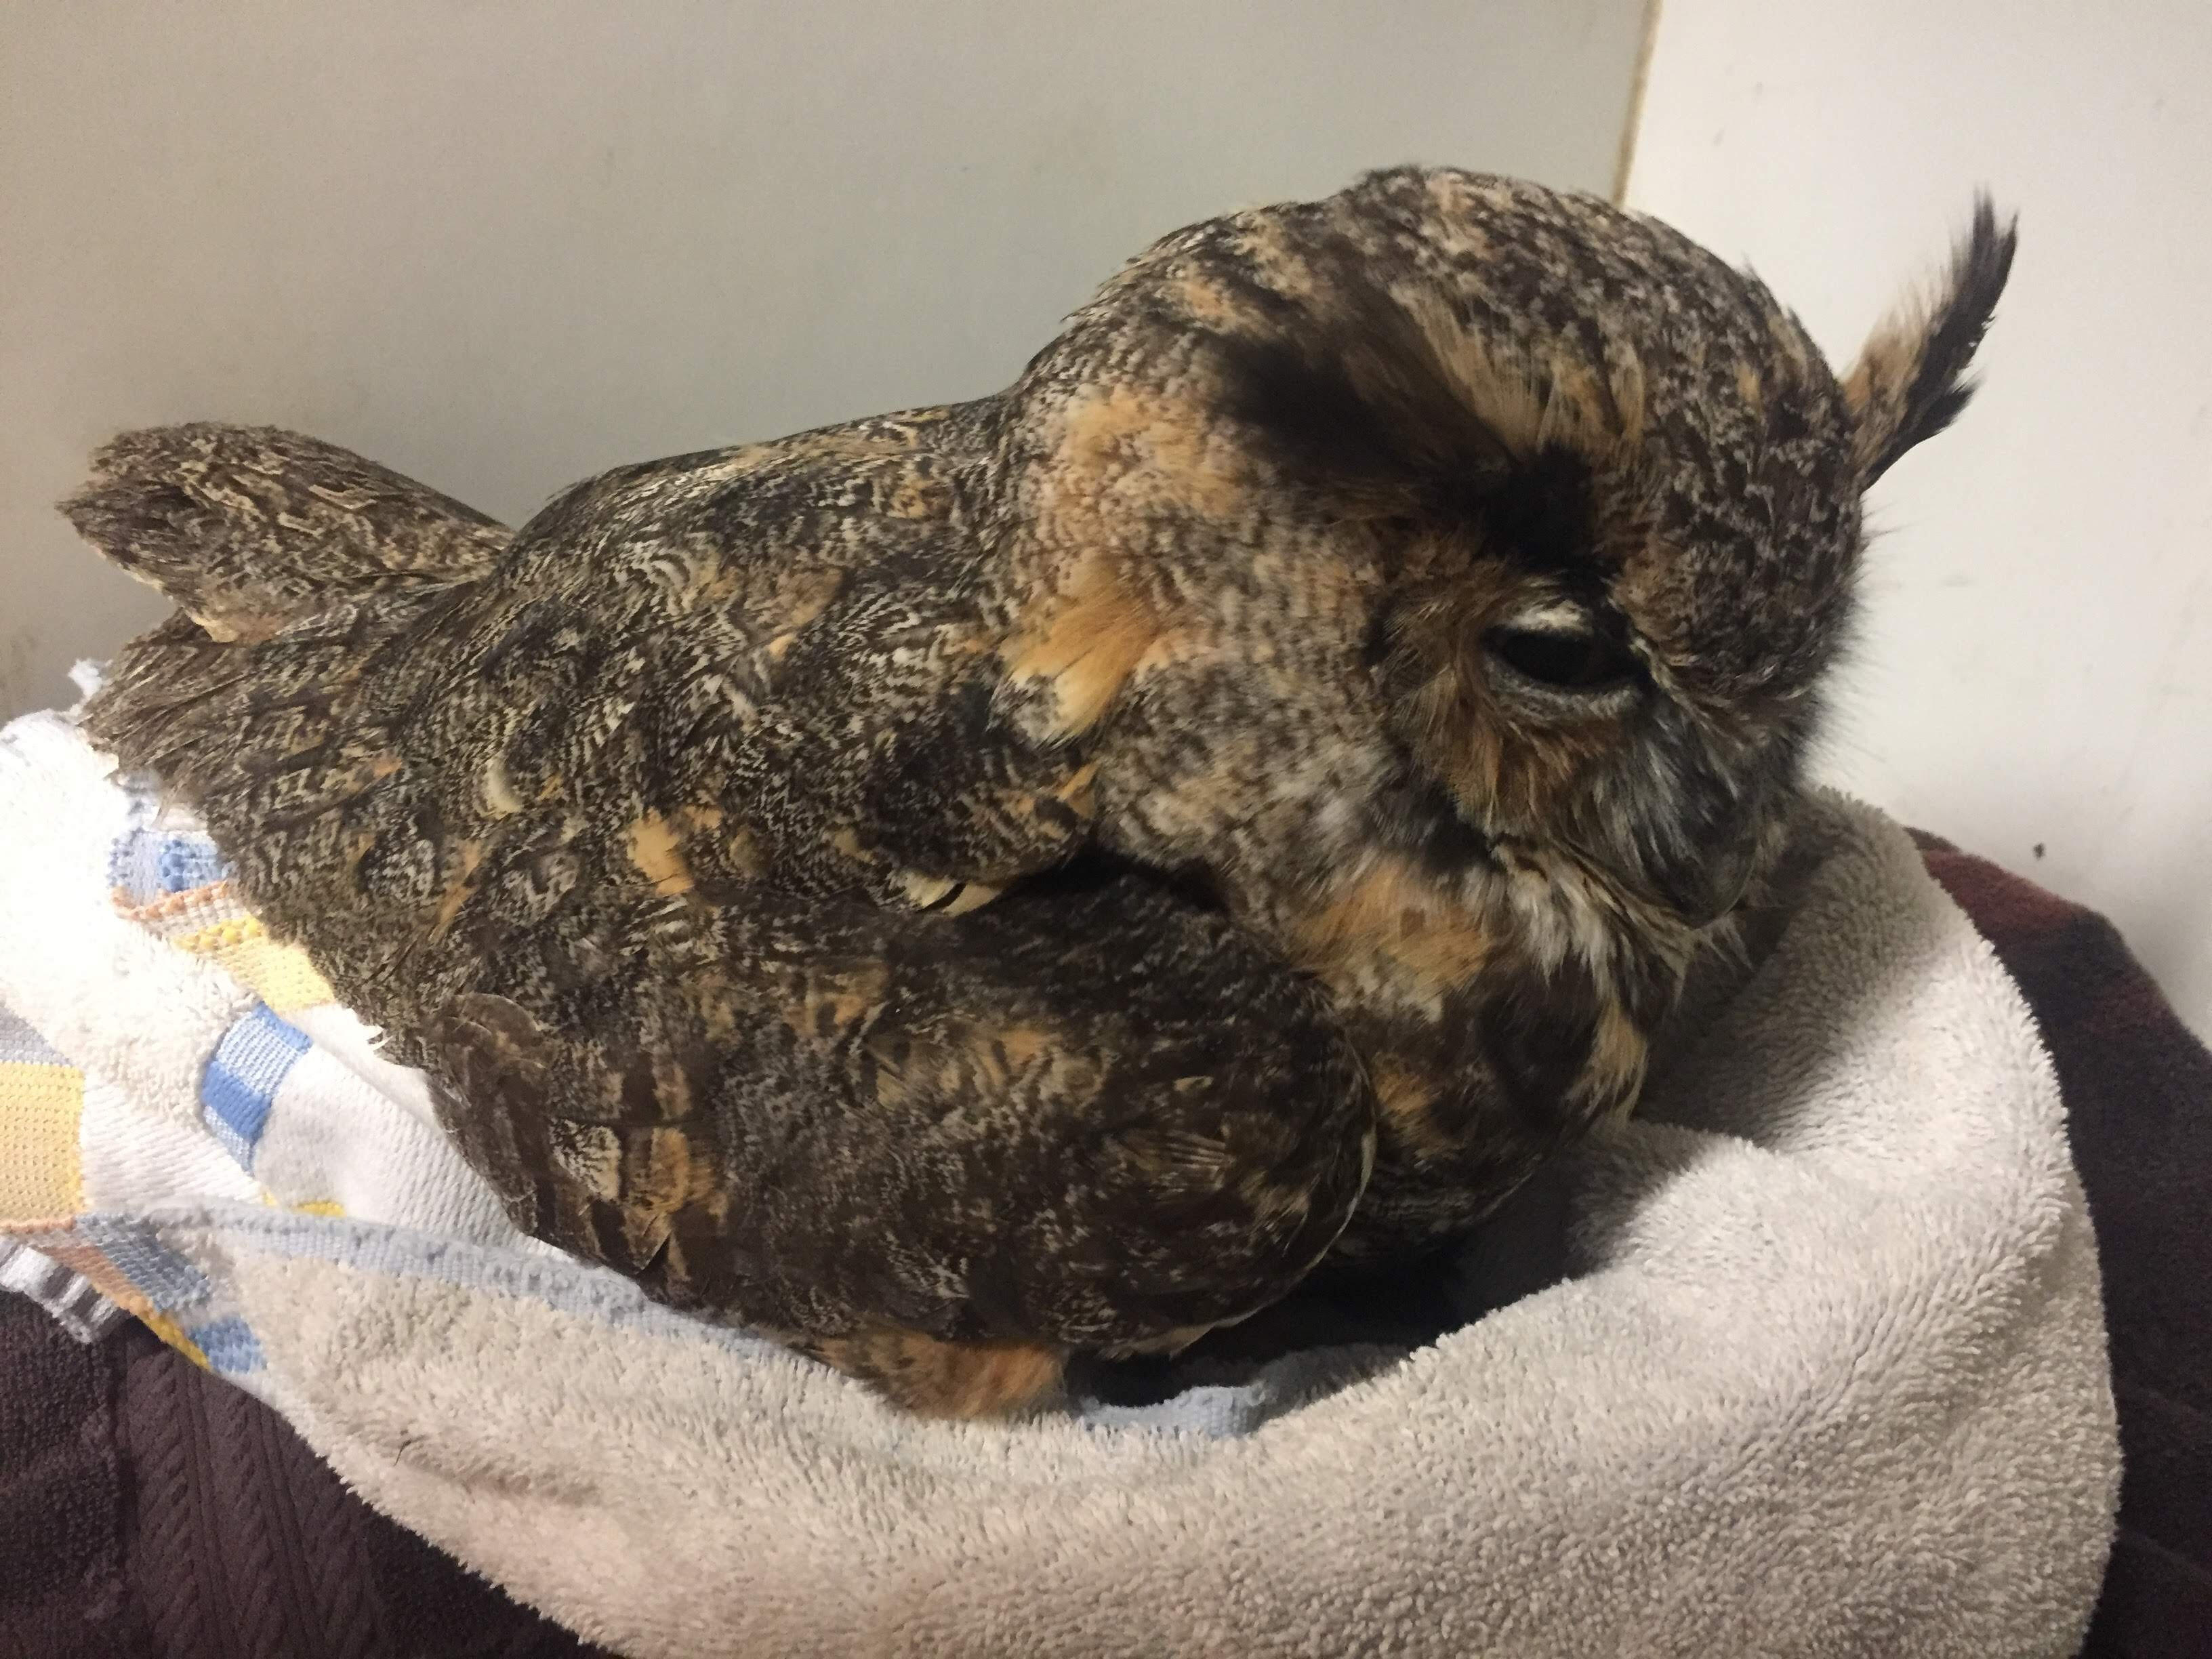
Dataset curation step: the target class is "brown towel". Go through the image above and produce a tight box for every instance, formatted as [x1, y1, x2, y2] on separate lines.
[1917, 838, 2212, 1658]
[0, 1282, 608, 1658]
[0, 1273, 137, 1659]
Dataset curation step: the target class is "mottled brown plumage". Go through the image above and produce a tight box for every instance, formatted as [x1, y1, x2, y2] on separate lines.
[66, 169, 2014, 1414]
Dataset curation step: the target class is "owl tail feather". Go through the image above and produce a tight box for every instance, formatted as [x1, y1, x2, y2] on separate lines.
[62, 423, 510, 643]
[62, 423, 510, 798]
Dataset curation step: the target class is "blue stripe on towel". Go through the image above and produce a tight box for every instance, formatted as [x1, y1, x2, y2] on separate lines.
[201, 1004, 312, 1170]
[75, 1215, 218, 1311]
[108, 827, 232, 901]
[185, 1315, 266, 1374]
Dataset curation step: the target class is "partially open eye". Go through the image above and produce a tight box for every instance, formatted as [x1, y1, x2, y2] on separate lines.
[1485, 625, 1639, 695]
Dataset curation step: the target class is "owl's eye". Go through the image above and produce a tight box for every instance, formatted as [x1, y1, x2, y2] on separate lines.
[1485, 624, 1639, 698]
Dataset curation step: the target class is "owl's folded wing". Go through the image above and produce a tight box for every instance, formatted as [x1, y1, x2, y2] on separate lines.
[424, 864, 1375, 1411]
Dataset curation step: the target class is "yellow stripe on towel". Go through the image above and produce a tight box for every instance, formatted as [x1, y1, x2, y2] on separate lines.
[171, 914, 337, 1012]
[257, 1189, 347, 1220]
[0, 1061, 85, 1222]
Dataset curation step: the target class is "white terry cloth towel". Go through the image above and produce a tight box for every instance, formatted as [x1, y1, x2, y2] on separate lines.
[0, 704, 2118, 1658]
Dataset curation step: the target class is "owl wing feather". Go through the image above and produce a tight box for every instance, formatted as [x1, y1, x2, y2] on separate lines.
[428, 401, 1107, 921]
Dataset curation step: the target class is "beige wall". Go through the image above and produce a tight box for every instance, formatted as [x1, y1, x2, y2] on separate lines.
[1628, 0, 2212, 1036]
[0, 0, 1647, 715]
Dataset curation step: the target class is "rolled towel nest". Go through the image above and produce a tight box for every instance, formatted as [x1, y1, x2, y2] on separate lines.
[0, 700, 2118, 1658]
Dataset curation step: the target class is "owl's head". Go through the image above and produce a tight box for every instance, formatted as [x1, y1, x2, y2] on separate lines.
[1012, 169, 2015, 940]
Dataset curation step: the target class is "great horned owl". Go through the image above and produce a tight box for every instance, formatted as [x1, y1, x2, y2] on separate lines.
[68, 169, 2013, 1414]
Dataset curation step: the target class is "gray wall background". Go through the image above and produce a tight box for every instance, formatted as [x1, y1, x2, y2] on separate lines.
[1, 0, 1648, 714]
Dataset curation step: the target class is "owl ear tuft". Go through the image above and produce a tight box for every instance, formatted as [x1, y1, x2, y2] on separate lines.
[1842, 197, 2018, 487]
